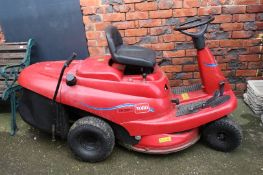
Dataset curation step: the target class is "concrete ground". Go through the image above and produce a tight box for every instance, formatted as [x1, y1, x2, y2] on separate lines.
[0, 99, 263, 175]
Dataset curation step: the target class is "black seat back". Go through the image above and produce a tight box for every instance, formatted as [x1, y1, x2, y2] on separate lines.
[105, 26, 123, 59]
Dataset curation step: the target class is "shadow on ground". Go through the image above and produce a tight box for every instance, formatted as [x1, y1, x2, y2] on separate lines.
[0, 99, 263, 175]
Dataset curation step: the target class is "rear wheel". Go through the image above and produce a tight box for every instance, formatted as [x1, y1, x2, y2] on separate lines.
[202, 117, 242, 152]
[67, 116, 115, 162]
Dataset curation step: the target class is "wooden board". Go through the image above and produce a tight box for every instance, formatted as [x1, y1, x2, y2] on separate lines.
[0, 59, 24, 66]
[0, 44, 27, 51]
[0, 42, 28, 94]
[0, 52, 26, 59]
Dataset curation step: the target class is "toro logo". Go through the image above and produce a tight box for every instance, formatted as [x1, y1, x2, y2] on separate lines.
[134, 103, 150, 114]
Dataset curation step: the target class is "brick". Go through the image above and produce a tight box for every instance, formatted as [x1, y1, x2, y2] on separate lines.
[220, 23, 244, 31]
[149, 10, 173, 19]
[239, 54, 261, 61]
[89, 47, 106, 56]
[216, 56, 233, 63]
[222, 5, 246, 14]
[139, 36, 158, 44]
[172, 57, 194, 64]
[89, 15, 102, 23]
[97, 39, 108, 47]
[198, 6, 222, 15]
[103, 13, 125, 22]
[97, 6, 109, 14]
[243, 39, 262, 47]
[151, 43, 175, 51]
[158, 0, 174, 9]
[112, 21, 135, 29]
[205, 40, 220, 48]
[256, 13, 263, 21]
[194, 72, 200, 78]
[150, 27, 172, 35]
[139, 19, 162, 28]
[233, 14, 255, 22]
[0, 35, 4, 44]
[80, 0, 100, 6]
[248, 46, 261, 54]
[183, 0, 200, 8]
[172, 0, 183, 9]
[183, 79, 201, 86]
[161, 65, 182, 72]
[206, 31, 230, 40]
[256, 22, 263, 30]
[95, 22, 111, 31]
[125, 28, 147, 37]
[88, 40, 97, 47]
[85, 23, 95, 31]
[212, 15, 232, 23]
[169, 80, 183, 87]
[232, 31, 254, 39]
[82, 7, 96, 15]
[183, 64, 199, 72]
[113, 4, 135, 13]
[86, 31, 103, 40]
[163, 50, 185, 57]
[219, 63, 227, 70]
[236, 70, 257, 76]
[248, 62, 262, 69]
[83, 16, 91, 24]
[174, 72, 193, 79]
[247, 5, 263, 13]
[124, 0, 144, 3]
[123, 37, 140, 44]
[173, 8, 197, 17]
[210, 0, 235, 5]
[234, 0, 261, 5]
[222, 71, 233, 77]
[135, 2, 158, 11]
[185, 49, 197, 56]
[219, 40, 244, 47]
[162, 33, 186, 42]
[126, 12, 148, 20]
[211, 48, 228, 56]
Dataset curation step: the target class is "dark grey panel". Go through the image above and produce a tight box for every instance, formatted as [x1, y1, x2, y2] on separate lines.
[0, 0, 89, 63]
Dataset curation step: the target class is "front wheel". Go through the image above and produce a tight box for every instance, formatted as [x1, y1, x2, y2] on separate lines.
[67, 116, 115, 162]
[202, 117, 243, 152]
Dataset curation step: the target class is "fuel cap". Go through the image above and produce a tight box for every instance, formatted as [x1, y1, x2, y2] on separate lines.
[66, 74, 77, 86]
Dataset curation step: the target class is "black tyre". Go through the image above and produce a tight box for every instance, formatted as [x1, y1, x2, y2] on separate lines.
[68, 116, 115, 162]
[202, 117, 242, 152]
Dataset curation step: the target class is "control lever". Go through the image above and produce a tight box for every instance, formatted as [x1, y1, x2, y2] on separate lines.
[219, 81, 225, 96]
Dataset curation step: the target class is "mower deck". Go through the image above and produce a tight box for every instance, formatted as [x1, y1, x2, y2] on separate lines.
[125, 128, 199, 154]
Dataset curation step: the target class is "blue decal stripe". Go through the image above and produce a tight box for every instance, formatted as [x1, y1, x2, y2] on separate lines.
[80, 102, 135, 111]
[206, 63, 218, 67]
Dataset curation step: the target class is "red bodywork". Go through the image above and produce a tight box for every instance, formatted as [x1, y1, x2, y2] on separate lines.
[18, 47, 237, 153]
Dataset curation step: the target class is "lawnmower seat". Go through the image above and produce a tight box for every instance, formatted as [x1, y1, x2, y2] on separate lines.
[105, 26, 156, 68]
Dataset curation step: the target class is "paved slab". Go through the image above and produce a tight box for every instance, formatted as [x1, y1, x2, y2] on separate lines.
[0, 99, 263, 175]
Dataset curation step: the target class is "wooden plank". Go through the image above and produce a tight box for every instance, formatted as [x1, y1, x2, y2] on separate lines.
[0, 44, 27, 51]
[4, 42, 28, 45]
[0, 58, 23, 65]
[0, 52, 26, 59]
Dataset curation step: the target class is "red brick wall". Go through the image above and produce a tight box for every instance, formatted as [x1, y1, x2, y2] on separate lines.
[80, 0, 263, 95]
[1, 1, 262, 95]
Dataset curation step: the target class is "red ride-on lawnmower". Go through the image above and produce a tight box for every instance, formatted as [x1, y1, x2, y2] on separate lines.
[18, 16, 242, 162]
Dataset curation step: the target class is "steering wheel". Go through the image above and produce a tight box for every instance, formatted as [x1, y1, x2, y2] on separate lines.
[175, 15, 215, 38]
